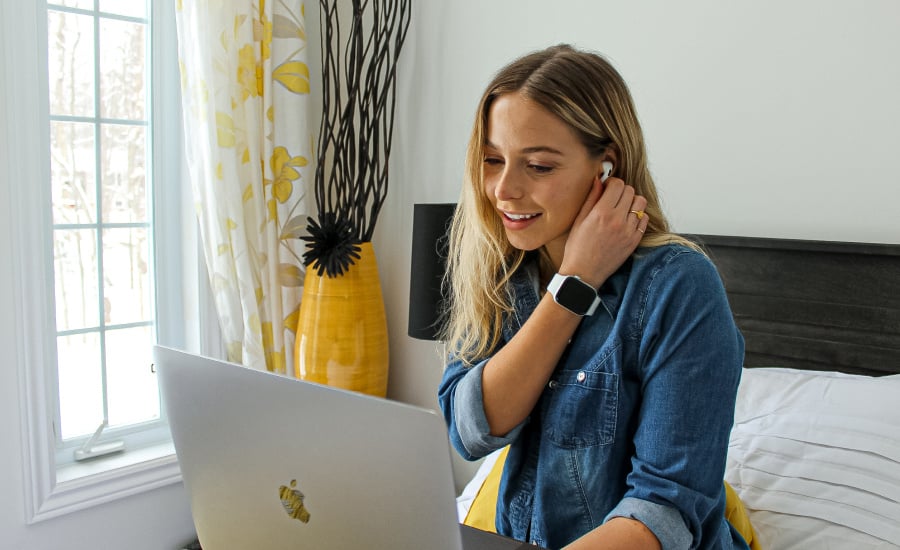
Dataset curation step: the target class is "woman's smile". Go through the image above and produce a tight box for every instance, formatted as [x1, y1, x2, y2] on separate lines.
[501, 210, 542, 229]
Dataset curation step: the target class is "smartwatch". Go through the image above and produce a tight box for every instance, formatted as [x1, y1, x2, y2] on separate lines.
[546, 273, 601, 316]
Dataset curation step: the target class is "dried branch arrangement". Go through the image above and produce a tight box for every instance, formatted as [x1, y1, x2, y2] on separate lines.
[302, 0, 411, 277]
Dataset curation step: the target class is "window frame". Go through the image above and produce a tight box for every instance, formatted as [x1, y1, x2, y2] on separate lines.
[2, 0, 218, 522]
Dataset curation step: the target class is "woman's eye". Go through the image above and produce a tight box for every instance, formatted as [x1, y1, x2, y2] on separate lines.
[529, 164, 553, 174]
[483, 157, 503, 166]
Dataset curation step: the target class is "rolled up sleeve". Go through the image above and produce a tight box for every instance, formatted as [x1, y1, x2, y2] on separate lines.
[438, 358, 524, 460]
[605, 497, 692, 549]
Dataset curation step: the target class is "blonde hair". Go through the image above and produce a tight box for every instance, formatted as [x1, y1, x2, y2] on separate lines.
[442, 44, 698, 363]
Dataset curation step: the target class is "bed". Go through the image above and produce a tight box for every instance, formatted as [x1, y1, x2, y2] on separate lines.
[456, 234, 900, 549]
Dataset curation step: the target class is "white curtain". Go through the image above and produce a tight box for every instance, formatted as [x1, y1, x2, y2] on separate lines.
[175, 0, 311, 373]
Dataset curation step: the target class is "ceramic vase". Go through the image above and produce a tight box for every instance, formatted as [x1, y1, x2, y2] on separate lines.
[294, 242, 388, 397]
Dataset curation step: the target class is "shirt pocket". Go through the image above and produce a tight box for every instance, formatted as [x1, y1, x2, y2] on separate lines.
[544, 366, 619, 449]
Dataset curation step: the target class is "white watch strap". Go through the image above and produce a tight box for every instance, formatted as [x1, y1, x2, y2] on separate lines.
[546, 272, 566, 293]
[547, 273, 601, 316]
[583, 294, 601, 316]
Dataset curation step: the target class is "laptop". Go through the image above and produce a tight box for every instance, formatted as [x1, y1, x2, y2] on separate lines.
[155, 345, 534, 549]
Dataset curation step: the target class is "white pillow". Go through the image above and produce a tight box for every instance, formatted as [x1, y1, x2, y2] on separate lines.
[727, 367, 900, 549]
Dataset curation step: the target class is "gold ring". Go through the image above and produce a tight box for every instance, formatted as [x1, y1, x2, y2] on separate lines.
[630, 210, 645, 220]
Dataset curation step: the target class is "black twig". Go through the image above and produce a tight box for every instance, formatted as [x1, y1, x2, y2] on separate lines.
[307, 0, 411, 277]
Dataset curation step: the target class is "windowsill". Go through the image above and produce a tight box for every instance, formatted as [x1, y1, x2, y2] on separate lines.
[57, 440, 177, 484]
[29, 441, 183, 523]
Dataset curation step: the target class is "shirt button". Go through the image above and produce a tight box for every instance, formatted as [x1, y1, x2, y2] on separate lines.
[576, 371, 586, 382]
[548, 380, 558, 389]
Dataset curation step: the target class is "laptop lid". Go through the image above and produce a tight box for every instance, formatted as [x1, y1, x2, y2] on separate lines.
[155, 345, 470, 550]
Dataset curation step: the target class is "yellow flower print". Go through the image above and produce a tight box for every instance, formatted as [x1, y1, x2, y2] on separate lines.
[261, 18, 272, 61]
[273, 61, 310, 94]
[267, 350, 286, 375]
[284, 305, 301, 334]
[254, 0, 273, 62]
[270, 146, 308, 203]
[216, 112, 236, 147]
[261, 320, 274, 350]
[237, 43, 261, 101]
[267, 198, 278, 223]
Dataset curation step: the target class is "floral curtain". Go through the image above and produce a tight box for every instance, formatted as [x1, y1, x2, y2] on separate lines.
[175, 0, 311, 373]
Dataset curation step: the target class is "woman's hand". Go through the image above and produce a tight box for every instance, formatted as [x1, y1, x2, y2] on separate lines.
[559, 176, 649, 288]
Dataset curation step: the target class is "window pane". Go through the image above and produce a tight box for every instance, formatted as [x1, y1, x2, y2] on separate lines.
[99, 18, 146, 121]
[54, 229, 100, 331]
[51, 120, 98, 224]
[103, 227, 151, 325]
[47, 10, 94, 118]
[100, 0, 147, 19]
[101, 123, 147, 223]
[58, 332, 103, 440]
[106, 326, 158, 427]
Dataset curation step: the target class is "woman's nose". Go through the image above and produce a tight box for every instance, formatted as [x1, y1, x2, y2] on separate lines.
[493, 168, 523, 200]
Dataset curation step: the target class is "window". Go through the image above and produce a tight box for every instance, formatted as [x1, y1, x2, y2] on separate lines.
[1, 0, 215, 522]
[48, 0, 165, 468]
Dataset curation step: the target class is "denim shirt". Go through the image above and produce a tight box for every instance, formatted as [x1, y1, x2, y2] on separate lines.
[438, 244, 748, 550]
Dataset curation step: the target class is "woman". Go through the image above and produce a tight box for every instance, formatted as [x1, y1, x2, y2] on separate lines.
[437, 44, 750, 550]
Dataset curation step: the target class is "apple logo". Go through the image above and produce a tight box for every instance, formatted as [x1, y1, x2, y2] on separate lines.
[278, 479, 311, 523]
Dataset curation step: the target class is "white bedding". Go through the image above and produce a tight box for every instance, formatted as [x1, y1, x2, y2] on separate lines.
[727, 367, 900, 549]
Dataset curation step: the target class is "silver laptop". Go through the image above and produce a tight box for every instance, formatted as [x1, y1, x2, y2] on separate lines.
[155, 345, 532, 550]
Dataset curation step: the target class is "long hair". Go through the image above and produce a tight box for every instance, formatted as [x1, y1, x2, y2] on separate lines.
[442, 44, 697, 364]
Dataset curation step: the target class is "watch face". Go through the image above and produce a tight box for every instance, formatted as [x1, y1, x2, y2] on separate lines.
[557, 277, 597, 315]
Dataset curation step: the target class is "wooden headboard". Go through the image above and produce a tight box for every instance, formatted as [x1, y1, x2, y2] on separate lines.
[688, 235, 900, 377]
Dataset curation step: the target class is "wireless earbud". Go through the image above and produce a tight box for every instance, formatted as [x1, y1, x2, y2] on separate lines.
[600, 161, 613, 183]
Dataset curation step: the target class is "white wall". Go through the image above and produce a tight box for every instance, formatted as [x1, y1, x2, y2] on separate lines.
[376, 0, 900, 484]
[3, 1, 899, 547]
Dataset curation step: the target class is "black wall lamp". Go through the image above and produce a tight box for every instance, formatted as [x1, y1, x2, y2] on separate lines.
[407, 203, 456, 341]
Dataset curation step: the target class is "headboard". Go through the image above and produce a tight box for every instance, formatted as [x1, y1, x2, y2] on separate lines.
[687, 234, 900, 377]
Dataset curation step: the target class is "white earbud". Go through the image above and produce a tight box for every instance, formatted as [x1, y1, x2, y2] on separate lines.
[600, 161, 613, 183]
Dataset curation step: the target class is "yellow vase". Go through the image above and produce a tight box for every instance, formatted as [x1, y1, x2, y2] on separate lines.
[294, 242, 389, 397]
